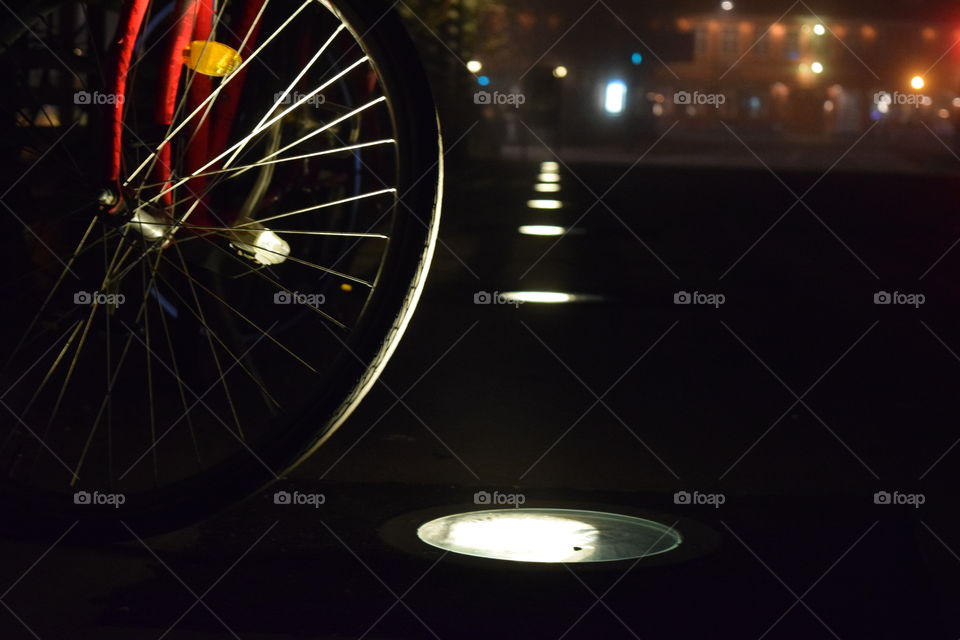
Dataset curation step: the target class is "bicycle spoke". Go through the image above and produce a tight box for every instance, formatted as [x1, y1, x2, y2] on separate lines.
[39, 229, 135, 437]
[0, 321, 80, 456]
[119, 218, 389, 240]
[138, 241, 159, 481]
[12, 228, 130, 426]
[161, 254, 321, 372]
[1, 0, 419, 501]
[38, 299, 100, 455]
[236, 187, 396, 228]
[154, 261, 281, 411]
[128, 221, 378, 287]
[70, 247, 167, 486]
[131, 0, 236, 193]
[136, 139, 395, 189]
[3, 217, 99, 370]
[149, 57, 373, 202]
[102, 225, 115, 481]
[153, 273, 204, 469]
[172, 246, 245, 441]
[248, 243, 373, 288]
[70, 323, 139, 486]
[181, 229, 358, 331]
[220, 24, 346, 169]
[232, 96, 387, 179]
[124, 0, 308, 186]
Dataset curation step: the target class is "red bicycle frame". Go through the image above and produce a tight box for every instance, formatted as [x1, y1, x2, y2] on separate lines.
[104, 0, 262, 226]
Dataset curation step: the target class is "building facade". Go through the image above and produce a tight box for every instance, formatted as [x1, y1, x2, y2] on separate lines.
[648, 12, 960, 133]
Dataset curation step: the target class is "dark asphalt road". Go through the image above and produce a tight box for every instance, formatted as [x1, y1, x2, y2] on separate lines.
[2, 154, 960, 638]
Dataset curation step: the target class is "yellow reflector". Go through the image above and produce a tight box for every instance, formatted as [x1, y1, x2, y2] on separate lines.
[183, 40, 242, 77]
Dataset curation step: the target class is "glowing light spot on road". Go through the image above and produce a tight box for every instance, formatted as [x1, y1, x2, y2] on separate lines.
[501, 291, 574, 303]
[417, 509, 682, 563]
[526, 199, 563, 209]
[519, 225, 566, 236]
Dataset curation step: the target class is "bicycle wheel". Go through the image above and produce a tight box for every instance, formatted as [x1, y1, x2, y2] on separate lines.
[0, 0, 442, 537]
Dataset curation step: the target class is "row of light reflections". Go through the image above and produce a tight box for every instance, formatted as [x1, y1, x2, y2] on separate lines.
[506, 161, 588, 304]
[526, 160, 564, 211]
[413, 163, 681, 565]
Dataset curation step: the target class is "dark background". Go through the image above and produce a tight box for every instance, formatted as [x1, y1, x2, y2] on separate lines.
[3, 0, 960, 638]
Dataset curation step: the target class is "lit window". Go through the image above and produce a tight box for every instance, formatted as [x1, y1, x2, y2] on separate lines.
[786, 29, 800, 59]
[721, 25, 738, 54]
[695, 27, 709, 57]
[754, 31, 770, 57]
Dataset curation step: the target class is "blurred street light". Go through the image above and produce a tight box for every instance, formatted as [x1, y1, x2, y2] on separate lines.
[721, 1, 734, 11]
[553, 65, 568, 78]
[466, 59, 482, 73]
[911, 75, 925, 90]
[813, 24, 826, 35]
[811, 61, 824, 74]
[604, 79, 627, 114]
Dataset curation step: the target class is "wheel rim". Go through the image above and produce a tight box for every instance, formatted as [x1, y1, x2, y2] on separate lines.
[0, 0, 434, 507]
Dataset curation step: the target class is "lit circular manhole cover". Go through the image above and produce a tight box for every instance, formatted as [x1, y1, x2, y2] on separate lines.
[416, 508, 682, 563]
